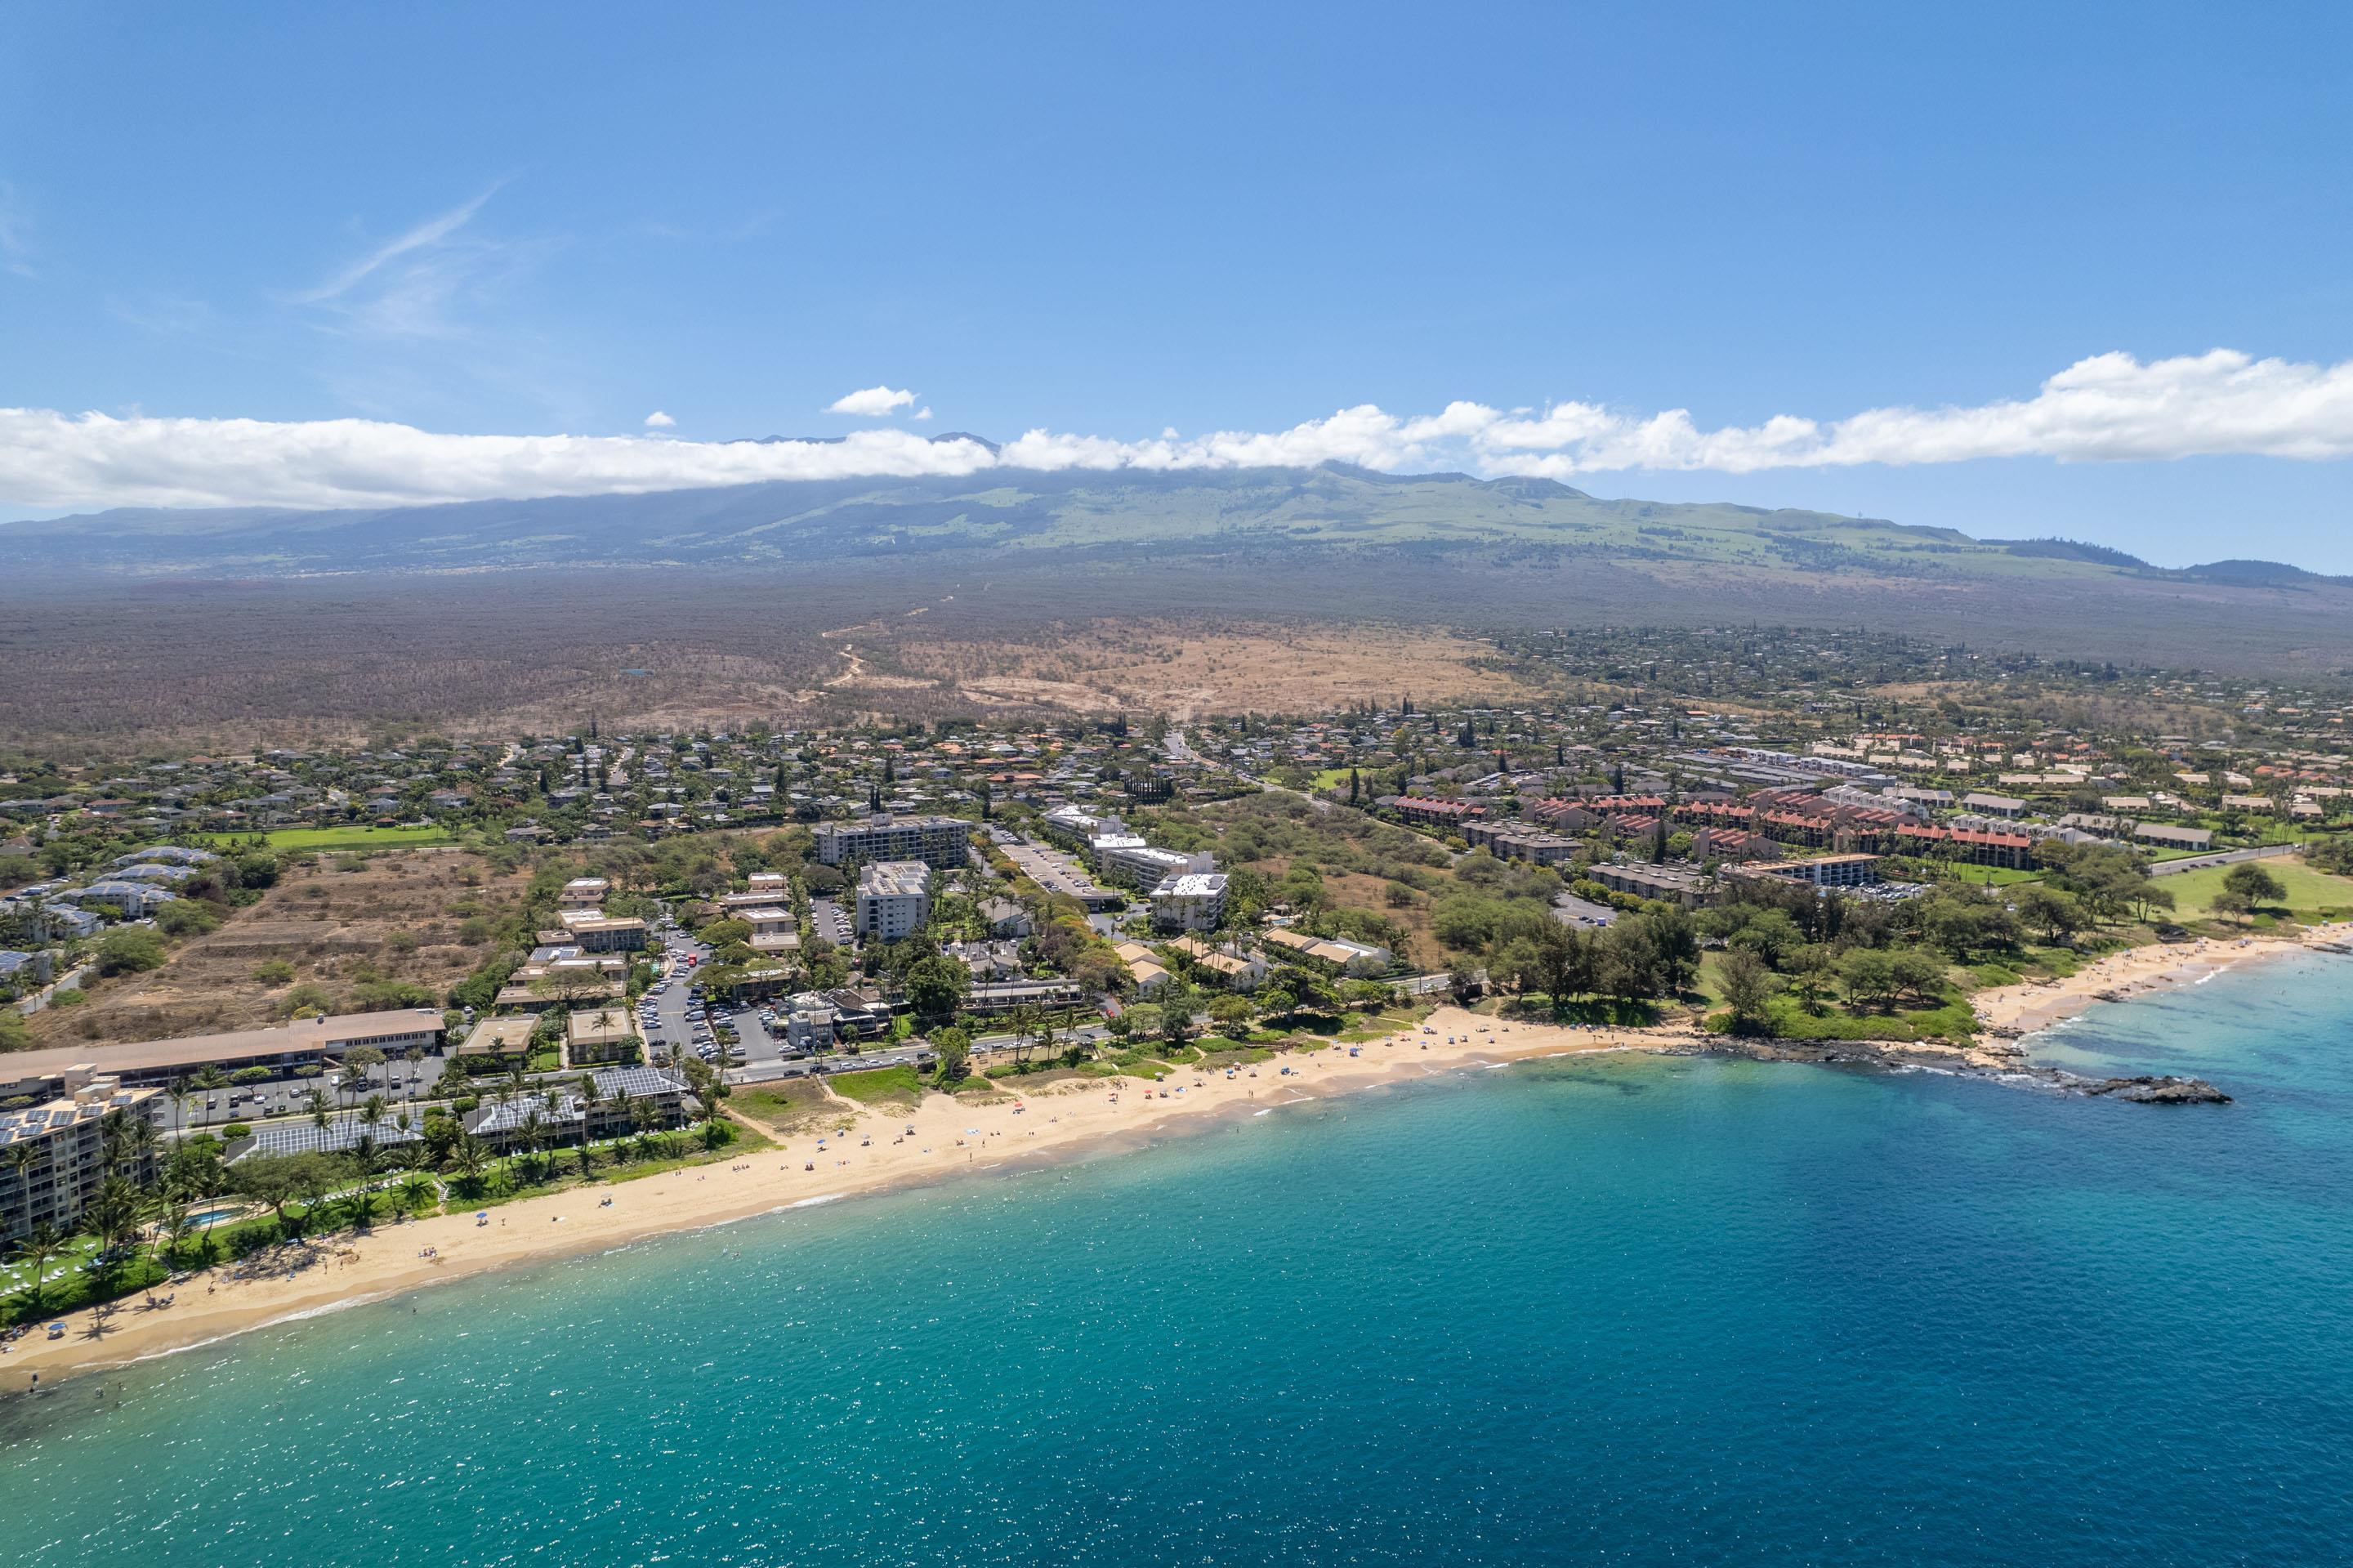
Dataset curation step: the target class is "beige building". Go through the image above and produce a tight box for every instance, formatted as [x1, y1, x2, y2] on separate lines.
[565, 1008, 640, 1067]
[1, 1079, 162, 1244]
[458, 1014, 539, 1066]
[0, 1009, 447, 1101]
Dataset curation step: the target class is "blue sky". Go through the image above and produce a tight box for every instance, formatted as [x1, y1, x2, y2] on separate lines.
[2, 2, 2349, 566]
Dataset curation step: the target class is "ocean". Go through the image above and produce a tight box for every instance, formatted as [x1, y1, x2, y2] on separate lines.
[3, 952, 2351, 1566]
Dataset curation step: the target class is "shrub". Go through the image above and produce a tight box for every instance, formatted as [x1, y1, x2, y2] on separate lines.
[221, 1122, 251, 1140]
[253, 958, 297, 985]
[96, 927, 168, 975]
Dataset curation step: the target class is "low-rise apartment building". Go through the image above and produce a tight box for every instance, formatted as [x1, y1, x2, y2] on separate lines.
[1729, 853, 1884, 890]
[740, 906, 801, 953]
[0, 1008, 449, 1101]
[1388, 797, 1487, 830]
[565, 1008, 640, 1067]
[462, 1066, 690, 1150]
[1260, 927, 1393, 976]
[556, 912, 649, 952]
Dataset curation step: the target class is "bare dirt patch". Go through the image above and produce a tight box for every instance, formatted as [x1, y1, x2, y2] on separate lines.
[900, 620, 1535, 718]
[26, 848, 527, 1048]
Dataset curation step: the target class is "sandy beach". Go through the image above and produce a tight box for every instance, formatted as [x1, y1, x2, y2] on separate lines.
[1967, 921, 2352, 1037]
[2, 1007, 1668, 1391]
[15, 925, 2349, 1392]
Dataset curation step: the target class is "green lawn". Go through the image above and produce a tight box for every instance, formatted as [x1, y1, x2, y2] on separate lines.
[1712, 996, 1976, 1043]
[1944, 864, 2046, 887]
[195, 824, 458, 852]
[2161, 859, 2353, 922]
[826, 1065, 924, 1106]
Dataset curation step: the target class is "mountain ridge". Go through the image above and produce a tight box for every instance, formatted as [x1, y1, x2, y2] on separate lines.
[2, 465, 2328, 587]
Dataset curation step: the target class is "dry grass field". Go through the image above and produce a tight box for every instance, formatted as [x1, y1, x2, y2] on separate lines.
[897, 620, 1536, 718]
[27, 849, 528, 1048]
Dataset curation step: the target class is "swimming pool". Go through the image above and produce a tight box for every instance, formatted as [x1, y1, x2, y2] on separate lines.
[185, 1205, 247, 1227]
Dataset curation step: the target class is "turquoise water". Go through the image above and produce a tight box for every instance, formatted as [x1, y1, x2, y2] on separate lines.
[4, 954, 2352, 1565]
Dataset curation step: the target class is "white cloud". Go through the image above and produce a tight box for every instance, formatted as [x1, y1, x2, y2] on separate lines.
[0, 411, 997, 511]
[827, 384, 918, 417]
[7, 351, 2352, 512]
[643, 410, 676, 428]
[1476, 350, 2353, 476]
[295, 187, 501, 305]
[913, 406, 934, 422]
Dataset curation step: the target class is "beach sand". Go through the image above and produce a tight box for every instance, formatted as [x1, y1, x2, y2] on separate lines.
[16, 922, 2348, 1391]
[1967, 921, 2351, 1038]
[2, 1007, 1663, 1390]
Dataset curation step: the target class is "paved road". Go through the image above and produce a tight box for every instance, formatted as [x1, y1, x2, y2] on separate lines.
[1171, 726, 1330, 814]
[1552, 893, 1617, 927]
[2149, 842, 2305, 877]
[728, 1041, 937, 1085]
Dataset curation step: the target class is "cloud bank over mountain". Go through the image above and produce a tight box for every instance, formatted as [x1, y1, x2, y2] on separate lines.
[6, 350, 2350, 511]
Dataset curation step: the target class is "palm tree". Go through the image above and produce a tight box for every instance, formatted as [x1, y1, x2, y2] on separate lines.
[104, 1112, 160, 1185]
[194, 1064, 228, 1124]
[518, 1109, 547, 1186]
[449, 1128, 489, 1196]
[403, 1045, 426, 1108]
[13, 1222, 68, 1314]
[166, 1075, 193, 1135]
[347, 1133, 381, 1228]
[575, 1073, 603, 1148]
[81, 1176, 147, 1276]
[305, 1085, 333, 1137]
[5, 1142, 40, 1225]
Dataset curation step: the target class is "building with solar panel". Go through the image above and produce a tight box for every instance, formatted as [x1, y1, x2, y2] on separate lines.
[461, 1066, 692, 1151]
[225, 1110, 426, 1165]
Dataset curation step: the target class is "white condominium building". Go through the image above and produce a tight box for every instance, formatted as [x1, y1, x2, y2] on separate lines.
[854, 860, 932, 940]
[815, 814, 971, 870]
[1150, 872, 1230, 931]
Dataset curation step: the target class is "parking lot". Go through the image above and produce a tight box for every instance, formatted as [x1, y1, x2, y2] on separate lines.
[153, 1052, 454, 1132]
[808, 897, 851, 945]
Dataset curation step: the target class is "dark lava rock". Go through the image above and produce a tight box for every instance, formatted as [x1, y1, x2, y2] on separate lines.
[2085, 1074, 2232, 1105]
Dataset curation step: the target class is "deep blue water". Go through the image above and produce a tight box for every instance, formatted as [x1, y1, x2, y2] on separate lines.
[4, 953, 2352, 1566]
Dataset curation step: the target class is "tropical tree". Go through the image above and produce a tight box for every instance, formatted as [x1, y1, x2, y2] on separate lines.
[2221, 861, 2287, 914]
[346, 1133, 382, 1227]
[5, 1142, 42, 1222]
[1717, 947, 1779, 1032]
[11, 1222, 69, 1313]
[449, 1128, 490, 1196]
[80, 1175, 149, 1272]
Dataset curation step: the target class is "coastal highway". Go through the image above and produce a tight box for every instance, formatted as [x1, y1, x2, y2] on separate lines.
[2149, 842, 2305, 877]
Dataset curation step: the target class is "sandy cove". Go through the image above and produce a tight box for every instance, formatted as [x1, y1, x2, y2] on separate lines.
[1968, 921, 2353, 1039]
[2, 1007, 1667, 1392]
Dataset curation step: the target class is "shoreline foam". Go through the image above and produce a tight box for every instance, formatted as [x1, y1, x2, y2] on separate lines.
[13, 925, 2346, 1393]
[2, 1007, 1656, 1391]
